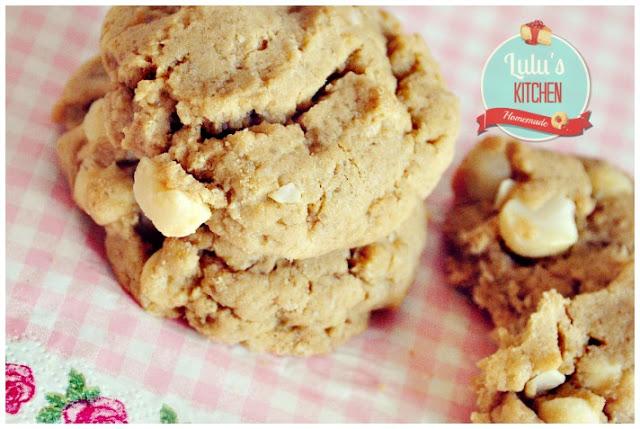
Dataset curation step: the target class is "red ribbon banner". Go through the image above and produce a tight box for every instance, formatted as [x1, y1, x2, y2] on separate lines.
[476, 108, 592, 136]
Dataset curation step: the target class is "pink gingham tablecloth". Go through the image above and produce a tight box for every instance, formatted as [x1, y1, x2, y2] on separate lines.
[5, 6, 634, 423]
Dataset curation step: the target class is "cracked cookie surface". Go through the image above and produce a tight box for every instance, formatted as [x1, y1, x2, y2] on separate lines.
[444, 136, 634, 333]
[54, 6, 458, 267]
[52, 6, 441, 355]
[103, 202, 427, 356]
[472, 264, 633, 423]
[55, 101, 428, 355]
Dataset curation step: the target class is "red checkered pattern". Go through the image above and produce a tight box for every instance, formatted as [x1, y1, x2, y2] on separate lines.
[5, 6, 634, 422]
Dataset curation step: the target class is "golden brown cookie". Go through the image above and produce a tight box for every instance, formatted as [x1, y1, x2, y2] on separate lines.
[472, 264, 634, 423]
[53, 62, 430, 356]
[51, 56, 114, 130]
[81, 6, 458, 267]
[53, 7, 445, 355]
[56, 99, 428, 355]
[445, 136, 634, 332]
[101, 203, 427, 356]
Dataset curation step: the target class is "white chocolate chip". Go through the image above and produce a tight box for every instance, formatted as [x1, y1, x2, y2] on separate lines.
[524, 370, 565, 398]
[494, 178, 516, 208]
[538, 397, 604, 423]
[499, 194, 578, 258]
[577, 353, 623, 394]
[269, 183, 301, 204]
[586, 163, 633, 199]
[133, 157, 211, 237]
[458, 142, 511, 200]
[349, 8, 363, 25]
[364, 122, 382, 137]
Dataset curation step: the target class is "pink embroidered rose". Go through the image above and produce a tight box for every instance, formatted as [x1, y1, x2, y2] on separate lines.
[6, 363, 36, 414]
[62, 397, 128, 424]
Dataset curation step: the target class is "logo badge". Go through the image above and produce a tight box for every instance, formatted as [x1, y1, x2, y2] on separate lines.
[478, 20, 592, 141]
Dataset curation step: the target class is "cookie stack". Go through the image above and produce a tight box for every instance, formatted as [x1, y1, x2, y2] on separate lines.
[52, 6, 458, 355]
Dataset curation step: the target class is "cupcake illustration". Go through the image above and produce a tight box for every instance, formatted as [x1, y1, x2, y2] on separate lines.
[520, 20, 552, 46]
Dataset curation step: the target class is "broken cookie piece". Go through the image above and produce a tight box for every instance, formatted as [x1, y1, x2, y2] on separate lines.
[472, 264, 633, 423]
[445, 136, 633, 332]
[446, 136, 634, 422]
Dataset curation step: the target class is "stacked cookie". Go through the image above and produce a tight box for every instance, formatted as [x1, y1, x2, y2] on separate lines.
[445, 137, 634, 422]
[52, 7, 459, 355]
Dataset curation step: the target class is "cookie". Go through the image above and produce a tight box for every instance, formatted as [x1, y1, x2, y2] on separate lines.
[56, 106, 428, 355]
[551, 111, 568, 130]
[51, 56, 114, 130]
[58, 6, 457, 269]
[472, 264, 633, 423]
[55, 102, 428, 355]
[102, 202, 427, 356]
[444, 136, 634, 332]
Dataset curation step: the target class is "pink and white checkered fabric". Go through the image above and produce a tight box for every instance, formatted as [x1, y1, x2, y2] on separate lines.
[5, 6, 634, 423]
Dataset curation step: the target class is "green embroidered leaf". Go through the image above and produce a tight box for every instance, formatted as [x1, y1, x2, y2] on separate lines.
[160, 404, 178, 424]
[37, 369, 104, 424]
[45, 392, 67, 408]
[82, 387, 101, 401]
[64, 369, 100, 402]
[66, 369, 87, 401]
[36, 405, 62, 423]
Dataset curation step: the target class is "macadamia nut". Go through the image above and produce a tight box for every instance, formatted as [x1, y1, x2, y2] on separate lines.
[133, 157, 211, 237]
[498, 194, 578, 258]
